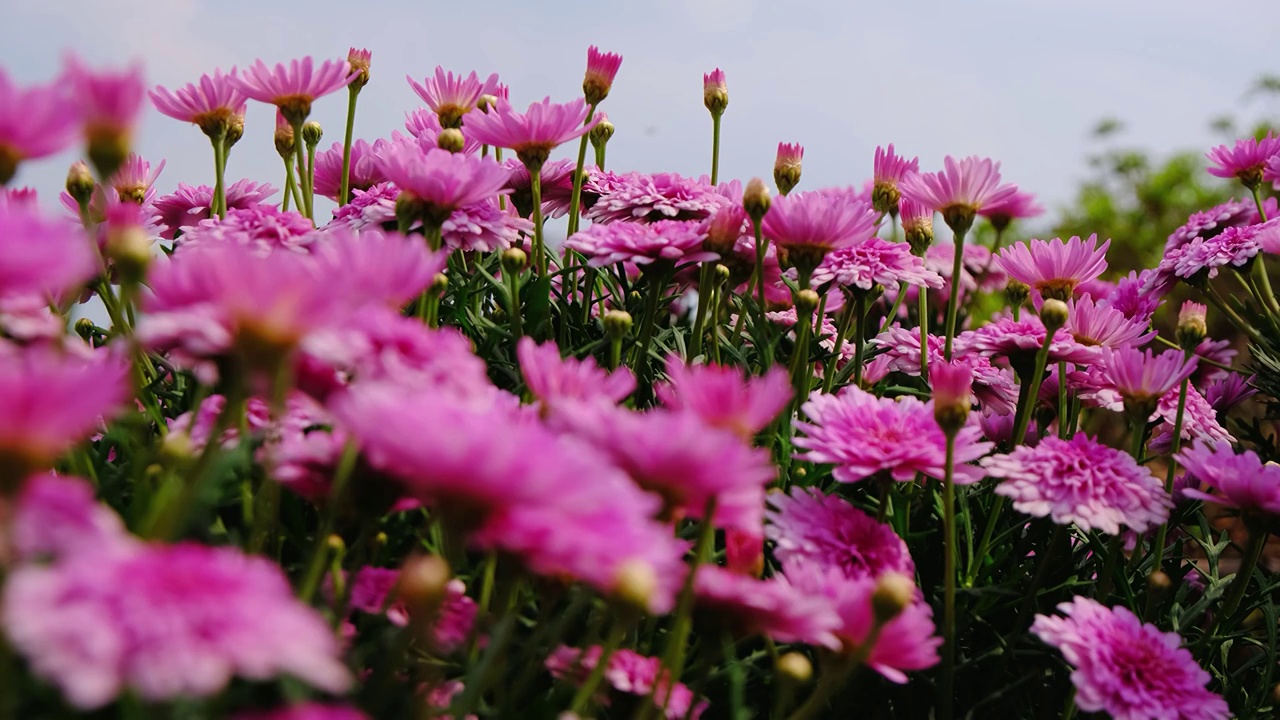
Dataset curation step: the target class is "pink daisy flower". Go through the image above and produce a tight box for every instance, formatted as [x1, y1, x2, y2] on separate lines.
[1032, 597, 1229, 720]
[872, 144, 920, 214]
[11, 473, 129, 563]
[655, 357, 790, 438]
[152, 180, 277, 240]
[1204, 373, 1257, 414]
[994, 234, 1110, 301]
[0, 69, 78, 184]
[765, 488, 914, 580]
[1170, 222, 1266, 280]
[1103, 269, 1161, 320]
[808, 237, 943, 292]
[404, 108, 482, 154]
[955, 317, 1095, 368]
[461, 97, 598, 169]
[504, 158, 577, 218]
[406, 67, 500, 128]
[1064, 295, 1156, 350]
[583, 46, 623, 104]
[375, 143, 510, 221]
[871, 326, 1018, 415]
[693, 566, 841, 647]
[232, 57, 356, 123]
[584, 170, 730, 223]
[1266, 153, 1280, 190]
[233, 704, 368, 720]
[898, 155, 1018, 231]
[148, 68, 247, 137]
[1205, 132, 1280, 187]
[327, 181, 399, 231]
[1166, 197, 1267, 253]
[1177, 442, 1280, 518]
[2, 543, 351, 709]
[176, 204, 316, 255]
[167, 395, 271, 454]
[547, 646, 705, 720]
[1148, 383, 1233, 454]
[345, 569, 475, 651]
[983, 434, 1172, 535]
[108, 152, 164, 204]
[1098, 346, 1198, 410]
[760, 190, 879, 278]
[0, 202, 97, 300]
[63, 55, 146, 174]
[794, 385, 993, 484]
[978, 188, 1044, 231]
[564, 219, 716, 268]
[440, 198, 532, 252]
[313, 138, 391, 201]
[518, 337, 636, 417]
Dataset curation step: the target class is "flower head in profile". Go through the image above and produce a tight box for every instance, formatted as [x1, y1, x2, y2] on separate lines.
[63, 55, 147, 177]
[1204, 373, 1258, 414]
[462, 97, 598, 170]
[693, 566, 840, 647]
[313, 138, 390, 200]
[565, 219, 715, 268]
[1098, 346, 1198, 414]
[404, 108, 482, 154]
[583, 46, 623, 105]
[656, 357, 790, 438]
[0, 69, 78, 184]
[702, 68, 727, 115]
[376, 142, 510, 223]
[1166, 197, 1265, 253]
[871, 144, 919, 215]
[149, 68, 247, 138]
[978, 188, 1044, 233]
[0, 202, 97, 300]
[898, 155, 1017, 233]
[1103, 269, 1161, 320]
[233, 57, 357, 124]
[152, 180, 277, 240]
[347, 48, 371, 89]
[2, 543, 351, 709]
[1064, 295, 1156, 351]
[760, 190, 879, 280]
[177, 204, 315, 255]
[406, 67, 500, 128]
[108, 152, 165, 204]
[1205, 132, 1280, 188]
[766, 488, 914, 580]
[983, 434, 1172, 535]
[809, 237, 943, 293]
[518, 337, 635, 417]
[1177, 442, 1280, 520]
[1148, 383, 1232, 454]
[1032, 597, 1229, 720]
[994, 235, 1109, 301]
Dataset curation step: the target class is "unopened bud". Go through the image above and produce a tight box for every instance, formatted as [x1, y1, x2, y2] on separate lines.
[373, 531, 389, 550]
[1147, 570, 1172, 595]
[158, 430, 194, 465]
[501, 247, 528, 274]
[347, 48, 372, 90]
[1176, 301, 1207, 351]
[773, 143, 803, 197]
[73, 317, 97, 342]
[743, 178, 771, 224]
[776, 652, 813, 684]
[1005, 280, 1030, 311]
[225, 114, 245, 149]
[301, 121, 323, 148]
[105, 225, 152, 284]
[1039, 298, 1068, 333]
[702, 68, 728, 117]
[86, 128, 130, 181]
[794, 289, 820, 314]
[326, 534, 346, 554]
[905, 226, 934, 257]
[430, 273, 449, 296]
[612, 559, 656, 615]
[589, 114, 614, 149]
[871, 571, 916, 625]
[65, 162, 95, 207]
[792, 466, 807, 480]
[476, 94, 499, 114]
[872, 182, 901, 217]
[604, 309, 633, 340]
[397, 555, 452, 608]
[274, 122, 295, 158]
[714, 264, 731, 282]
[436, 128, 466, 154]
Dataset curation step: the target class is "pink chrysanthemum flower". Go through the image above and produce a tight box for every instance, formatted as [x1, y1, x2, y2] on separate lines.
[898, 155, 1018, 231]
[504, 158, 576, 218]
[327, 181, 399, 231]
[0, 202, 97, 300]
[978, 188, 1044, 231]
[781, 565, 940, 682]
[564, 219, 716, 268]
[462, 97, 598, 169]
[345, 569, 475, 652]
[167, 395, 270, 454]
[584, 170, 731, 223]
[375, 143, 510, 221]
[440, 198, 532, 252]
[107, 152, 164, 204]
[808, 237, 944, 293]
[872, 144, 920, 214]
[2, 543, 351, 709]
[232, 57, 356, 123]
[1177, 442, 1280, 518]
[656, 357, 790, 438]
[1205, 132, 1280, 187]
[313, 138, 391, 200]
[1166, 197, 1267, 253]
[694, 566, 840, 647]
[152, 180, 277, 240]
[871, 326, 1018, 415]
[518, 337, 636, 416]
[765, 488, 914, 580]
[1204, 373, 1258, 414]
[11, 473, 129, 563]
[1064, 295, 1156, 351]
[898, 196, 933, 233]
[233, 704, 368, 720]
[148, 68, 247, 137]
[794, 385, 993, 484]
[547, 646, 706, 720]
[760, 190, 879, 279]
[1098, 346, 1198, 412]
[1171, 222, 1265, 280]
[404, 109, 482, 154]
[1103, 269, 1161, 319]
[256, 394, 349, 502]
[1267, 153, 1280, 190]
[994, 234, 1110, 301]
[0, 70, 78, 184]
[1148, 384, 1233, 454]
[63, 56, 146, 172]
[1032, 597, 1229, 720]
[583, 46, 623, 104]
[955, 317, 1095, 369]
[406, 67, 500, 128]
[983, 434, 1172, 535]
[176, 204, 316, 255]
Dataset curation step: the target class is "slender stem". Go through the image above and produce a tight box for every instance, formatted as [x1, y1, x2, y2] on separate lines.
[790, 295, 815, 403]
[339, 87, 359, 206]
[1020, 525, 1066, 617]
[918, 289, 930, 381]
[939, 432, 958, 720]
[751, 218, 771, 361]
[653, 498, 718, 717]
[1057, 361, 1069, 439]
[505, 265, 523, 339]
[530, 169, 546, 275]
[710, 114, 721, 185]
[290, 120, 312, 221]
[1220, 529, 1267, 623]
[878, 281, 908, 334]
[569, 620, 629, 714]
[297, 441, 359, 601]
[306, 142, 317, 221]
[943, 227, 967, 360]
[710, 279, 724, 364]
[1203, 285, 1264, 344]
[631, 270, 667, 369]
[284, 156, 304, 214]
[595, 143, 607, 170]
[851, 294, 867, 387]
[566, 104, 597, 237]
[823, 302, 856, 393]
[1149, 377, 1190, 574]
[1012, 336, 1053, 447]
[211, 133, 227, 219]
[691, 263, 715, 358]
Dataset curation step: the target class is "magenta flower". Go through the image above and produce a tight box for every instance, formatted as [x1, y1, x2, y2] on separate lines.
[584, 170, 731, 223]
[0, 202, 97, 300]
[1032, 597, 1229, 720]
[977, 188, 1044, 229]
[1204, 373, 1258, 414]
[873, 144, 920, 194]
[794, 385, 993, 484]
[233, 704, 368, 720]
[994, 234, 1110, 301]
[547, 646, 705, 720]
[327, 181, 398, 231]
[898, 196, 933, 234]
[375, 142, 510, 221]
[404, 109, 482, 154]
[564, 219, 716, 268]
[347, 47, 371, 88]
[440, 198, 532, 252]
[176, 204, 316, 255]
[108, 152, 164, 204]
[1103, 269, 1161, 320]
[63, 55, 146, 173]
[1177, 442, 1280, 518]
[167, 395, 271, 455]
[148, 68, 247, 136]
[1065, 295, 1156, 351]
[656, 357, 790, 438]
[1149, 384, 1232, 454]
[406, 66, 500, 128]
[898, 155, 1018, 231]
[760, 190, 879, 277]
[693, 565, 840, 647]
[233, 57, 356, 123]
[774, 142, 804, 193]
[703, 68, 727, 114]
[1166, 197, 1265, 253]
[518, 337, 636, 416]
[983, 434, 1172, 535]
[766, 488, 914, 580]
[345, 569, 475, 652]
[872, 326, 1018, 415]
[462, 97, 598, 168]
[808, 237, 943, 293]
[0, 69, 78, 184]
[2, 543, 351, 709]
[12, 473, 129, 563]
[1098, 346, 1198, 409]
[152, 180, 277, 240]
[955, 317, 1094, 368]
[313, 138, 390, 200]
[583, 46, 623, 104]
[504, 158, 576, 218]
[931, 358, 975, 416]
[1205, 132, 1280, 186]
[1267, 153, 1280, 190]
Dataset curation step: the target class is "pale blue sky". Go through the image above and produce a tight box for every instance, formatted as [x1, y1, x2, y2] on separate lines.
[3, 0, 1279, 227]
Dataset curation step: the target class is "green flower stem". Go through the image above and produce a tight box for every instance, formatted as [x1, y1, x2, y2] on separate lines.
[290, 120, 312, 221]
[851, 293, 868, 387]
[569, 618, 629, 714]
[531, 170, 547, 275]
[1219, 528, 1267, 624]
[283, 157, 303, 212]
[1148, 377, 1190, 575]
[943, 227, 968, 360]
[1203, 284, 1264, 344]
[939, 432, 958, 720]
[878, 281, 908, 334]
[918, 290, 930, 381]
[822, 302, 857, 393]
[211, 132, 227, 218]
[790, 300, 815, 403]
[565, 104, 597, 238]
[631, 269, 668, 370]
[1097, 427, 1147, 599]
[1057, 361, 1069, 439]
[339, 87, 360, 206]
[750, 218, 772, 362]
[595, 142, 607, 170]
[297, 440, 359, 602]
[710, 113, 721, 185]
[505, 265, 523, 339]
[306, 142, 317, 220]
[1020, 524, 1066, 618]
[690, 263, 715, 358]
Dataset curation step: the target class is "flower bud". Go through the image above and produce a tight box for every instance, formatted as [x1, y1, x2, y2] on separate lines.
[714, 264, 731, 283]
[501, 247, 528, 275]
[225, 114, 245, 149]
[430, 273, 449, 296]
[589, 113, 614, 150]
[743, 178, 771, 224]
[73, 317, 97, 342]
[703, 205, 748, 256]
[931, 360, 973, 436]
[1005, 280, 1030, 311]
[702, 68, 728, 117]
[611, 559, 656, 615]
[604, 309, 633, 340]
[301, 121, 323, 148]
[583, 46, 622, 106]
[905, 226, 933, 257]
[86, 128, 130, 182]
[794, 289, 820, 315]
[373, 531, 389, 550]
[872, 571, 916, 625]
[436, 128, 466, 154]
[104, 223, 152, 284]
[273, 114, 295, 158]
[1039, 298, 1068, 333]
[1176, 301, 1207, 351]
[872, 182, 901, 217]
[347, 48, 372, 90]
[1147, 570, 1171, 596]
[326, 534, 346, 555]
[776, 652, 813, 684]
[792, 466, 807, 480]
[476, 94, 498, 114]
[65, 162, 95, 208]
[773, 143, 803, 197]
[158, 429, 194, 465]
[397, 555, 452, 608]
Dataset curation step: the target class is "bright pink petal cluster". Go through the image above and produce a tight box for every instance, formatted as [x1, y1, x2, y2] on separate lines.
[994, 234, 1110, 301]
[656, 357, 790, 438]
[693, 565, 840, 647]
[584, 170, 731, 223]
[766, 488, 913, 581]
[149, 68, 247, 132]
[898, 155, 1017, 217]
[1177, 442, 1280, 518]
[546, 645, 705, 720]
[564, 219, 715, 268]
[1205, 132, 1280, 183]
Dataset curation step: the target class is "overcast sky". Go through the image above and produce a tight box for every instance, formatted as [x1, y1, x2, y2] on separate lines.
[4, 0, 1279, 230]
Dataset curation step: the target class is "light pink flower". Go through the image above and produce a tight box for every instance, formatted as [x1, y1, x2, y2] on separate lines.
[584, 170, 730, 223]
[404, 109, 482, 154]
[693, 565, 841, 647]
[148, 68, 247, 135]
[765, 488, 913, 580]
[898, 155, 1018, 222]
[1065, 295, 1156, 351]
[346, 569, 476, 653]
[564, 219, 716, 268]
[406, 67, 500, 127]
[1177, 442, 1280, 518]
[994, 234, 1110, 301]
[176, 204, 315, 255]
[1148, 383, 1233, 454]
[0, 70, 78, 182]
[519, 337, 635, 415]
[656, 357, 790, 438]
[233, 57, 356, 121]
[546, 646, 705, 720]
[1205, 132, 1280, 184]
[760, 190, 879, 270]
[313, 138, 391, 200]
[1098, 346, 1198, 408]
[978, 188, 1044, 227]
[152, 180, 277, 240]
[808, 237, 943, 292]
[462, 97, 598, 167]
[375, 142, 510, 218]
[873, 144, 919, 190]
[63, 55, 146, 142]
[11, 473, 129, 563]
[504, 158, 576, 218]
[0, 202, 97, 300]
